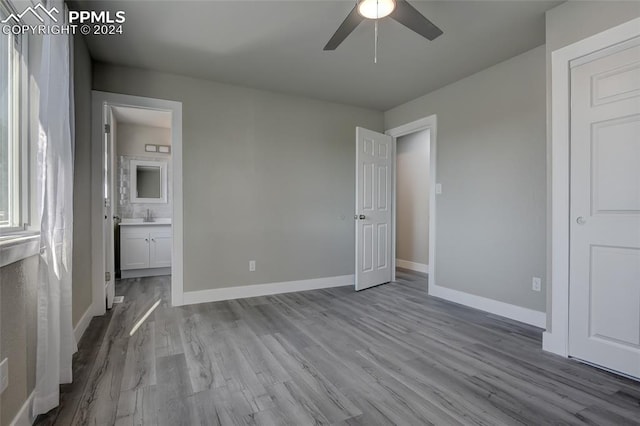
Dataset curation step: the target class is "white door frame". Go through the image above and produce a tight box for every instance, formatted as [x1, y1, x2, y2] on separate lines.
[104, 106, 116, 309]
[386, 115, 437, 285]
[91, 91, 184, 315]
[543, 17, 640, 357]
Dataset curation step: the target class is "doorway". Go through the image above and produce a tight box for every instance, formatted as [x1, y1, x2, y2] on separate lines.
[111, 106, 173, 284]
[355, 115, 441, 289]
[395, 129, 430, 275]
[91, 92, 184, 316]
[387, 115, 437, 285]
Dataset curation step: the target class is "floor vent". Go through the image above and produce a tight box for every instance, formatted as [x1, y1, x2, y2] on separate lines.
[113, 296, 124, 304]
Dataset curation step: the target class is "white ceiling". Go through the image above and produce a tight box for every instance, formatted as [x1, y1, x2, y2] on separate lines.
[111, 105, 172, 128]
[79, 0, 560, 111]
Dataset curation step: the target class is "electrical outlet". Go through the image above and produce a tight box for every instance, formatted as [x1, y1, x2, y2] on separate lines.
[532, 277, 542, 292]
[249, 260, 256, 272]
[0, 358, 8, 394]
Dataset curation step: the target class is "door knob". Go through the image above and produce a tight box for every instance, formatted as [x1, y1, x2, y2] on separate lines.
[576, 216, 586, 225]
[359, 215, 366, 220]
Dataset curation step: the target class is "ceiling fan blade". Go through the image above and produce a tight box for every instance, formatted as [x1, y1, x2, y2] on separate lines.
[390, 0, 443, 41]
[324, 6, 365, 51]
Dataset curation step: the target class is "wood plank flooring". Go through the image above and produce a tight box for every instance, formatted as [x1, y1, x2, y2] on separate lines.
[36, 270, 640, 425]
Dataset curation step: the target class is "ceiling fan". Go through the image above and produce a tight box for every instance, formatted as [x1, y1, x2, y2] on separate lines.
[324, 0, 443, 53]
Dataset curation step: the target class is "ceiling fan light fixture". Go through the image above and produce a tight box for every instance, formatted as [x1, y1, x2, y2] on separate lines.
[357, 0, 396, 19]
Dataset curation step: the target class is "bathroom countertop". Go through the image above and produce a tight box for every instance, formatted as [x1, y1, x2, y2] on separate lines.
[119, 218, 172, 226]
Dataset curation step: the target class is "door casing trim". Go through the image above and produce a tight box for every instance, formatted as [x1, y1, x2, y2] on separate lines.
[386, 114, 437, 287]
[91, 91, 184, 315]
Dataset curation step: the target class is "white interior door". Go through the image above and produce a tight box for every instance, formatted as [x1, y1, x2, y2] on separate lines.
[355, 127, 392, 291]
[103, 107, 115, 308]
[569, 39, 640, 378]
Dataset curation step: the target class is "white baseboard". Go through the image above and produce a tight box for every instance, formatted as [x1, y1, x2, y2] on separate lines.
[396, 259, 429, 274]
[74, 305, 94, 345]
[10, 391, 34, 426]
[182, 274, 354, 305]
[542, 331, 568, 357]
[429, 283, 546, 328]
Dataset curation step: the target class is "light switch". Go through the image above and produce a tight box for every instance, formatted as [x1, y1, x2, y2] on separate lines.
[435, 183, 442, 194]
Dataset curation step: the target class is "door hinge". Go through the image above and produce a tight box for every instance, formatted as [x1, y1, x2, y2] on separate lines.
[104, 124, 111, 134]
[105, 271, 111, 282]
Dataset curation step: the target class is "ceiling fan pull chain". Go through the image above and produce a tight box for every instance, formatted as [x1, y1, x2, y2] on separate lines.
[374, 19, 379, 63]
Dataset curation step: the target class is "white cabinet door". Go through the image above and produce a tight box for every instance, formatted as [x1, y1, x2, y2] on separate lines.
[150, 230, 172, 268]
[121, 231, 150, 270]
[569, 40, 640, 378]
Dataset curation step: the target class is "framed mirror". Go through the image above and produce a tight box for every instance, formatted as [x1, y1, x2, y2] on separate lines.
[130, 159, 168, 203]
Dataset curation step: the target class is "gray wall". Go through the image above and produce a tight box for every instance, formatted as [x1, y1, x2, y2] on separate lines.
[544, 1, 640, 328]
[117, 123, 171, 157]
[72, 34, 93, 327]
[93, 64, 384, 292]
[545, 1, 640, 54]
[396, 130, 430, 266]
[385, 45, 547, 312]
[0, 257, 37, 426]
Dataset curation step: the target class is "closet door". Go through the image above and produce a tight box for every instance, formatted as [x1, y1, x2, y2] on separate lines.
[568, 40, 640, 379]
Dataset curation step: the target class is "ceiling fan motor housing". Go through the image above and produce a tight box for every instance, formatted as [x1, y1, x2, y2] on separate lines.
[324, 0, 444, 51]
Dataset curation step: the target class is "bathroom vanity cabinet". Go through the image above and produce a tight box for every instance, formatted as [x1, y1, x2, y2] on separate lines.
[120, 221, 172, 278]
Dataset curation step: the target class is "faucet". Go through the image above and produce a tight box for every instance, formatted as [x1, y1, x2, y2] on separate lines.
[144, 209, 154, 222]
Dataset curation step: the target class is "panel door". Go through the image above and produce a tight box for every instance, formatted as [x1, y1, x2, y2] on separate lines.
[120, 231, 150, 270]
[569, 39, 640, 378]
[355, 127, 392, 291]
[149, 230, 172, 268]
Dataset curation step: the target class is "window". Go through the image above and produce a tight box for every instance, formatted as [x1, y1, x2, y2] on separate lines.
[0, 0, 27, 233]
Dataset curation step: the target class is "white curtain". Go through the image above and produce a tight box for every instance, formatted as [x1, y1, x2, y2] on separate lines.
[32, 0, 77, 416]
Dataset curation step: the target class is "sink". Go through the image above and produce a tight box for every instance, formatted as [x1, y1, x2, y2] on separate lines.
[120, 218, 171, 226]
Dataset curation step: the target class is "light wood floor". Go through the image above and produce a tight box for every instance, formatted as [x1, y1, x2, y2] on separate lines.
[36, 270, 640, 425]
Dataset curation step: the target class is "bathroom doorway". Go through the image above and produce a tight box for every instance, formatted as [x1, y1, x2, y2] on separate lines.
[92, 92, 184, 314]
